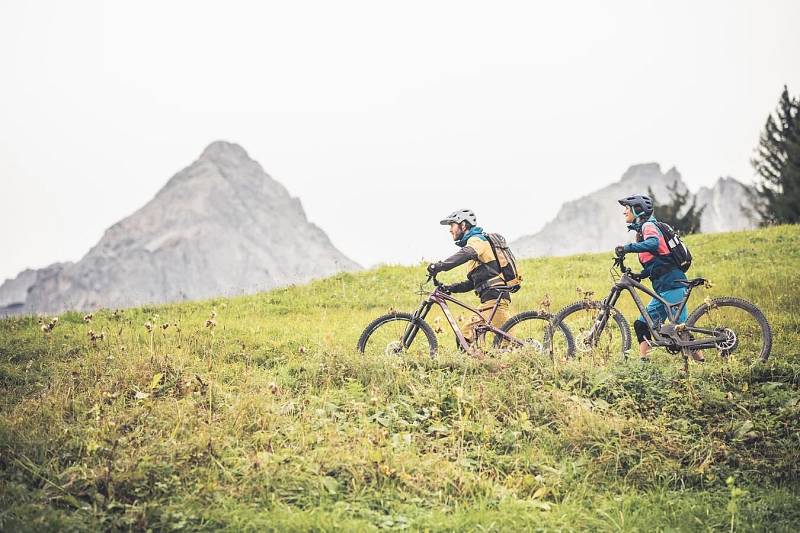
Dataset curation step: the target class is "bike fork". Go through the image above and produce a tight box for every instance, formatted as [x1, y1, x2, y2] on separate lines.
[402, 302, 432, 348]
[589, 291, 620, 345]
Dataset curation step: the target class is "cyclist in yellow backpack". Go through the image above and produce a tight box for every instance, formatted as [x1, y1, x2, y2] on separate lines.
[426, 209, 512, 345]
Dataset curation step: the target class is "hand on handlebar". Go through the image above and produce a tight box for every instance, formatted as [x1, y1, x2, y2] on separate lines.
[426, 272, 443, 287]
[612, 254, 632, 273]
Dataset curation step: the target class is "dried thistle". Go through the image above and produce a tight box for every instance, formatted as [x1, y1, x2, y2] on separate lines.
[576, 287, 594, 300]
[83, 314, 93, 323]
[539, 294, 552, 312]
[144, 321, 153, 332]
[205, 319, 217, 329]
[87, 330, 105, 344]
[40, 317, 59, 334]
[161, 323, 169, 330]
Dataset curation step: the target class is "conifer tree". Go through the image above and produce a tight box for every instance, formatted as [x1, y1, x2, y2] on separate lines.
[647, 182, 705, 234]
[750, 86, 800, 225]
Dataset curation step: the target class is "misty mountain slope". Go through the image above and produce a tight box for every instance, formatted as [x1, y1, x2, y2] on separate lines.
[1, 141, 359, 314]
[512, 163, 757, 258]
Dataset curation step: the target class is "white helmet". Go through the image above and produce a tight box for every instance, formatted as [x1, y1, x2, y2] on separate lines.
[439, 208, 477, 226]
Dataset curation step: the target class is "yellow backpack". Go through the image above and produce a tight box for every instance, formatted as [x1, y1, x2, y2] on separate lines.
[484, 232, 523, 292]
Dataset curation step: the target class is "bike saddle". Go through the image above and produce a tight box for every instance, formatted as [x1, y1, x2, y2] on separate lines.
[675, 278, 707, 288]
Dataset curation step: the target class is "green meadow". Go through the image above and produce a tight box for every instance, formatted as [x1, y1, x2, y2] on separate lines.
[1, 225, 799, 531]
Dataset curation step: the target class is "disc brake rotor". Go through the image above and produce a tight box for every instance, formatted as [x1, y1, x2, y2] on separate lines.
[714, 327, 738, 353]
[575, 331, 594, 353]
[521, 338, 544, 354]
[385, 341, 403, 356]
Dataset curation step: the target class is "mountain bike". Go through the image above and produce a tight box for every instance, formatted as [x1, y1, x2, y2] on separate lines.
[357, 273, 574, 358]
[552, 255, 772, 364]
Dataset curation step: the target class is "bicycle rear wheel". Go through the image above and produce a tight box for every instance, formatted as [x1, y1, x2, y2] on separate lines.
[685, 297, 772, 362]
[357, 312, 438, 358]
[553, 300, 632, 360]
[493, 310, 575, 358]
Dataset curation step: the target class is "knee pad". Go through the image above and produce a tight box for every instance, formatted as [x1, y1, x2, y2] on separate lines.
[634, 319, 651, 343]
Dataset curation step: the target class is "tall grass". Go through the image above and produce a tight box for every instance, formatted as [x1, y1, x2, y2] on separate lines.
[0, 225, 798, 531]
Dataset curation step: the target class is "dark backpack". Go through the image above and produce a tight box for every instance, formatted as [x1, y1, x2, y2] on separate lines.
[653, 221, 693, 272]
[483, 233, 523, 292]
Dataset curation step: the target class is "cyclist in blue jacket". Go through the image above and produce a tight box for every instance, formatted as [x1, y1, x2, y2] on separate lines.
[615, 195, 703, 362]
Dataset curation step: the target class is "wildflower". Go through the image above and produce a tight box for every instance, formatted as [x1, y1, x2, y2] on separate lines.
[299, 346, 307, 354]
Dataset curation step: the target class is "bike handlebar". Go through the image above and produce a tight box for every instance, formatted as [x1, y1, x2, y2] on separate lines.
[426, 273, 444, 287]
[613, 254, 635, 276]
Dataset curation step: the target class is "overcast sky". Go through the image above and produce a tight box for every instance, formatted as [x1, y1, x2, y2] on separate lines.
[1, 1, 799, 282]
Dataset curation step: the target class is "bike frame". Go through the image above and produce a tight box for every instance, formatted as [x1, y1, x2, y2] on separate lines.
[401, 279, 521, 352]
[593, 258, 726, 350]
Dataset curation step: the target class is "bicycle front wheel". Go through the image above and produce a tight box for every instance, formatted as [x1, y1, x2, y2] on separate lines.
[493, 310, 575, 358]
[685, 297, 772, 362]
[553, 300, 632, 360]
[357, 312, 438, 358]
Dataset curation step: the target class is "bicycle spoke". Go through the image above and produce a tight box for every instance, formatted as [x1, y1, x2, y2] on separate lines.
[689, 303, 769, 362]
[359, 316, 436, 358]
[502, 318, 549, 354]
[556, 302, 630, 360]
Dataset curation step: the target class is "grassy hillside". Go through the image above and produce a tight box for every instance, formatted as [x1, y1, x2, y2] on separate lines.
[1, 225, 799, 531]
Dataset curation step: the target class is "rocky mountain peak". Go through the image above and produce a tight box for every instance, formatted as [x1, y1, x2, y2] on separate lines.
[199, 140, 250, 162]
[511, 164, 757, 258]
[620, 162, 663, 181]
[1, 142, 359, 315]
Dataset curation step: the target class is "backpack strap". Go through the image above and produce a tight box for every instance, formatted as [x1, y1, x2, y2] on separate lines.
[640, 221, 671, 257]
[483, 233, 505, 279]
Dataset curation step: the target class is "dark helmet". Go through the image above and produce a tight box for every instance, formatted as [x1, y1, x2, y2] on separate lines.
[618, 195, 653, 218]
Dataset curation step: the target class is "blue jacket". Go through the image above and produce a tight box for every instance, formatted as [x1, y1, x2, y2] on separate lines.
[623, 216, 686, 293]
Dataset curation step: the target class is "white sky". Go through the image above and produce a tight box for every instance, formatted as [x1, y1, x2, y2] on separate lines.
[1, 1, 798, 282]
